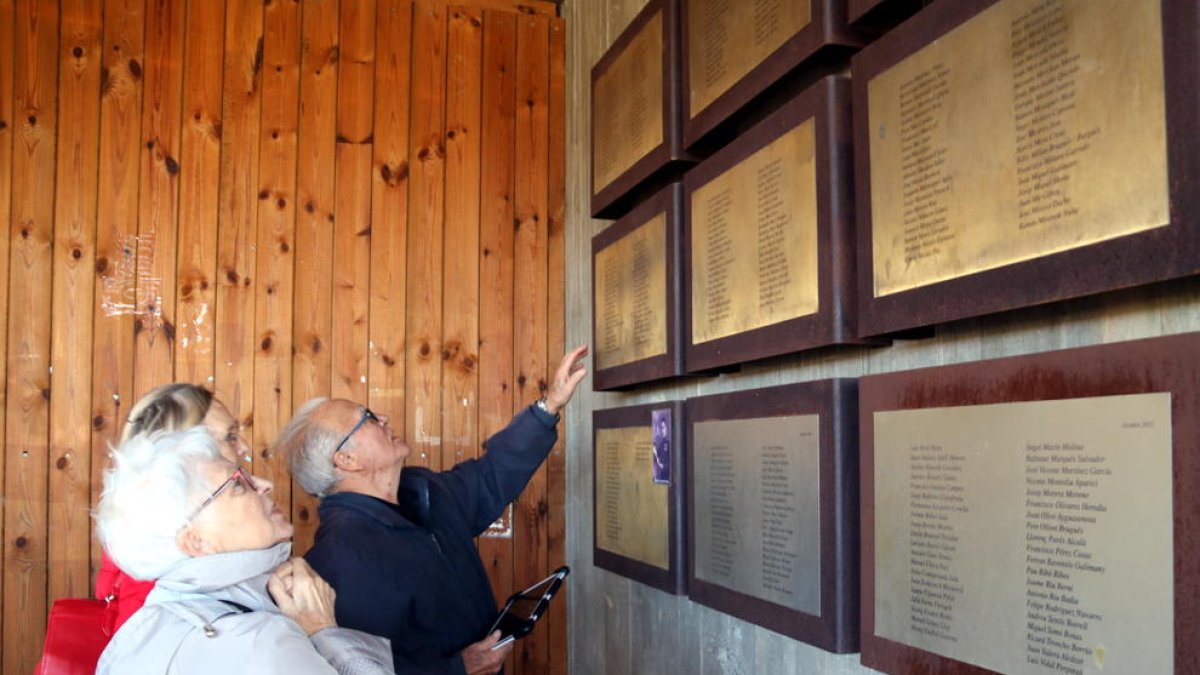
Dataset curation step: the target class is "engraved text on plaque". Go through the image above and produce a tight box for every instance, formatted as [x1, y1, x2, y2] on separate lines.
[694, 415, 821, 613]
[691, 120, 819, 344]
[874, 393, 1173, 674]
[596, 426, 671, 569]
[595, 213, 669, 370]
[594, 10, 666, 194]
[867, 0, 1169, 296]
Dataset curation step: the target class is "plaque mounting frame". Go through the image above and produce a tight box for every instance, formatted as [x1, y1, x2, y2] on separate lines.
[681, 0, 866, 150]
[682, 76, 869, 373]
[858, 332, 1200, 674]
[593, 401, 688, 595]
[591, 183, 685, 391]
[591, 0, 697, 219]
[685, 379, 860, 653]
[852, 0, 1200, 337]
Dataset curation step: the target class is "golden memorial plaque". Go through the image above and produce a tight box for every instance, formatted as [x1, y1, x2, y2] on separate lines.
[687, 0, 812, 117]
[693, 415, 822, 614]
[691, 119, 819, 345]
[595, 426, 670, 569]
[873, 393, 1173, 674]
[595, 213, 669, 371]
[867, 0, 1169, 297]
[593, 9, 666, 196]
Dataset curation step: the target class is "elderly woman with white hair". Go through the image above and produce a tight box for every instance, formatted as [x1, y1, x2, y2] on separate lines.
[94, 427, 394, 674]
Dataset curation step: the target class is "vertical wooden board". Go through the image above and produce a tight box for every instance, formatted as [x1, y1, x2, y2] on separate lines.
[405, 1, 446, 471]
[331, 0, 374, 404]
[369, 0, 411, 438]
[0, 3, 12, 621]
[175, 0, 225, 387]
[133, 0, 185, 399]
[335, 0, 375, 144]
[5, 1, 57, 671]
[90, 0, 142, 582]
[48, 0, 100, 605]
[545, 16, 567, 675]
[511, 13, 550, 675]
[215, 0, 262, 450]
[476, 8, 516, 607]
[331, 141, 372, 403]
[442, 5, 482, 470]
[290, 0, 338, 552]
[252, 0, 299, 507]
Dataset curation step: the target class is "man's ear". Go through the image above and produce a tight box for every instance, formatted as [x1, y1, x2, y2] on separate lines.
[176, 525, 211, 557]
[332, 449, 358, 472]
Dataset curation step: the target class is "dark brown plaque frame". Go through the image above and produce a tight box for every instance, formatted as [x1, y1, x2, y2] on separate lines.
[591, 183, 684, 391]
[859, 332, 1200, 674]
[683, 76, 867, 373]
[681, 0, 866, 149]
[593, 401, 688, 595]
[847, 0, 925, 31]
[853, 0, 1200, 337]
[591, 0, 696, 219]
[686, 380, 859, 653]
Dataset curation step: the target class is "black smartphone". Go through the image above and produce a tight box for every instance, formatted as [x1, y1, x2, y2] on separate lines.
[487, 566, 570, 650]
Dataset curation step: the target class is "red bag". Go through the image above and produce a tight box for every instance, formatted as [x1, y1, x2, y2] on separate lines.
[34, 596, 118, 675]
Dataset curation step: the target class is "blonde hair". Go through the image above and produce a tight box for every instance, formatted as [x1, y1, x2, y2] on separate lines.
[120, 384, 215, 444]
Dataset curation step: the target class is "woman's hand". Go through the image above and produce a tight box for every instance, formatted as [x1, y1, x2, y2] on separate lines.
[543, 345, 589, 415]
[268, 557, 338, 636]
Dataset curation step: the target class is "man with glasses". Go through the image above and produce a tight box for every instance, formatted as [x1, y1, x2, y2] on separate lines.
[277, 346, 588, 675]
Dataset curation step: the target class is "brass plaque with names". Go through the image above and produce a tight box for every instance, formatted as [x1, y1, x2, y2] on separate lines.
[691, 119, 819, 344]
[596, 426, 670, 569]
[595, 213, 669, 371]
[693, 415, 821, 613]
[874, 393, 1173, 674]
[867, 0, 1169, 297]
[593, 9, 666, 196]
[688, 0, 812, 117]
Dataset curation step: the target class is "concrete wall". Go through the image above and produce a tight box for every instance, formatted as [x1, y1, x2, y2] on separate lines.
[560, 0, 1200, 671]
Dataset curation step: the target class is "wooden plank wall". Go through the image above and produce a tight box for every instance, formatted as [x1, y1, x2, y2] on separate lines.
[561, 1, 1200, 674]
[0, 1, 566, 672]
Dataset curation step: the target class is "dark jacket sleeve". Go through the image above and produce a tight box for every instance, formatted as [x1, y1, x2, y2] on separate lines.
[429, 405, 558, 535]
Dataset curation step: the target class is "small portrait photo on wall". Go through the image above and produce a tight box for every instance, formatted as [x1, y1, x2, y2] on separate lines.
[651, 408, 671, 484]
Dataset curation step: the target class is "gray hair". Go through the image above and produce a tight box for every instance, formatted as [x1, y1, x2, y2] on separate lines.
[95, 427, 223, 580]
[277, 397, 344, 498]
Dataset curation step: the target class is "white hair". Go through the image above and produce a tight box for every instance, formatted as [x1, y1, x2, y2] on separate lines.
[277, 397, 344, 498]
[95, 427, 222, 580]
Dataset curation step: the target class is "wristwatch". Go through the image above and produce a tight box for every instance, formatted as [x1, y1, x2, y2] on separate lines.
[535, 397, 560, 420]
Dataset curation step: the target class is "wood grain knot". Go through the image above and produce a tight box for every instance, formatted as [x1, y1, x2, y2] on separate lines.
[14, 537, 27, 549]
[56, 456, 69, 470]
[93, 415, 105, 430]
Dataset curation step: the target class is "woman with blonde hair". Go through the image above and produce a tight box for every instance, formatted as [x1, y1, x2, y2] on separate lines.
[96, 383, 250, 630]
